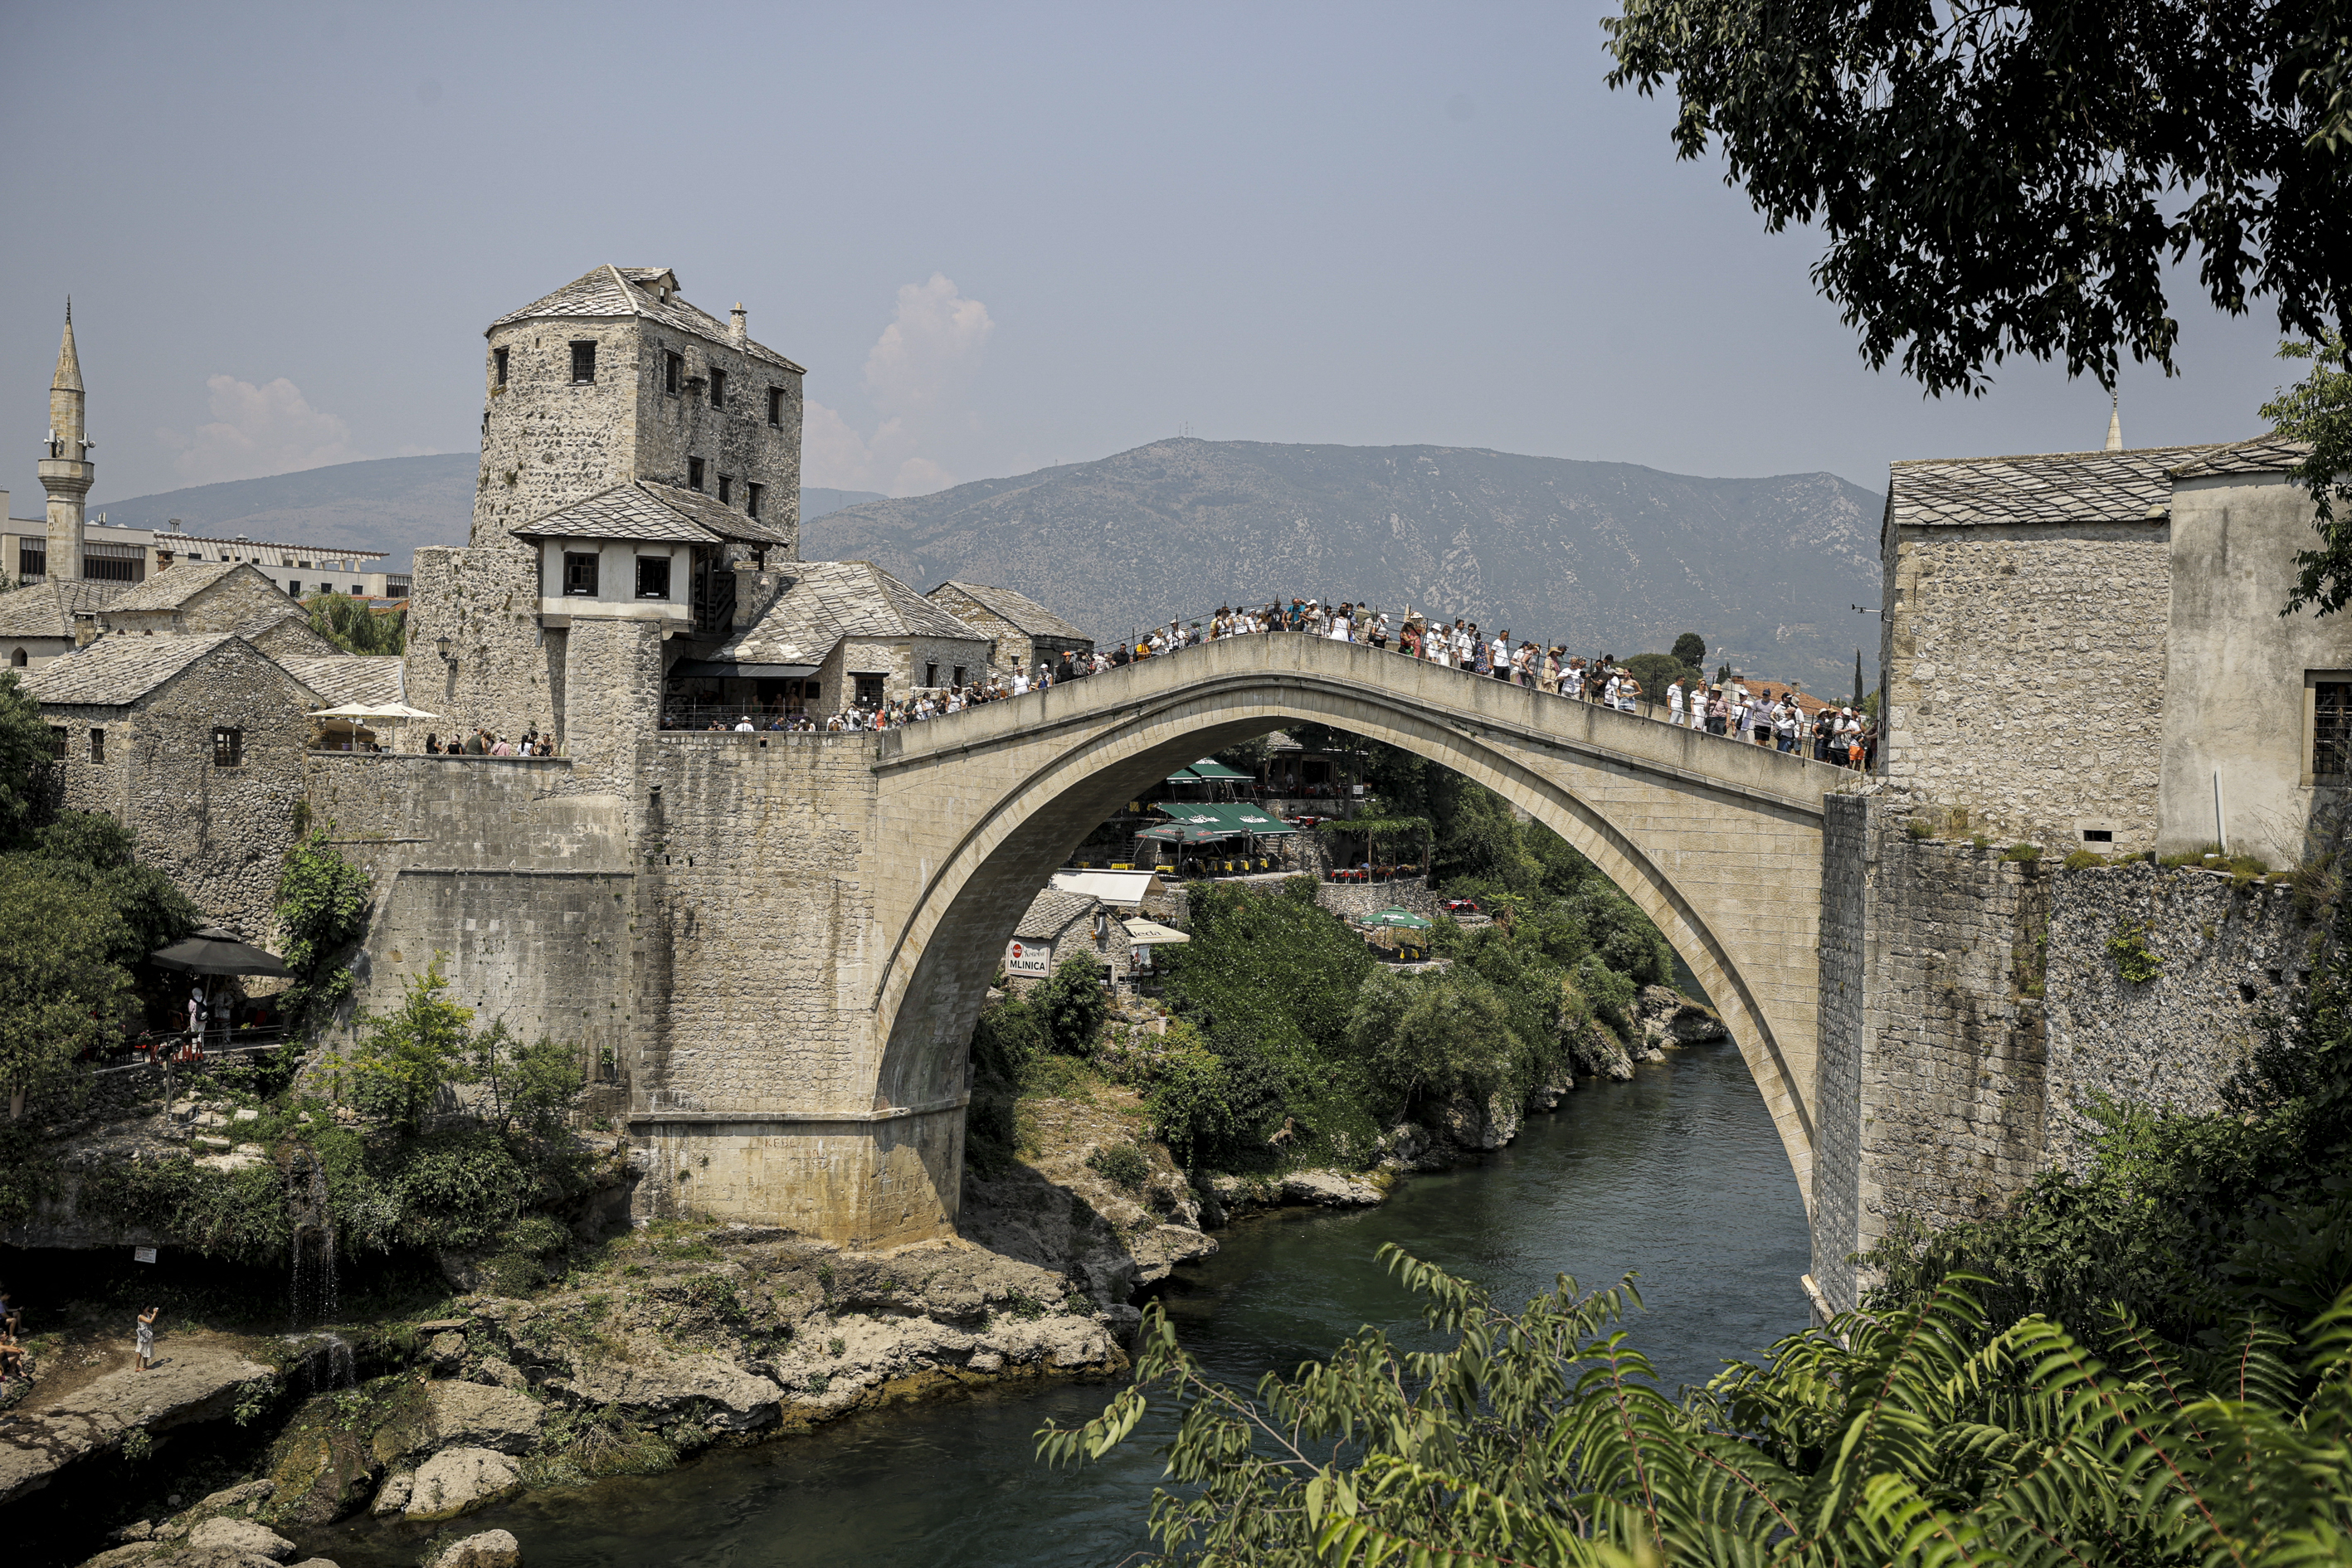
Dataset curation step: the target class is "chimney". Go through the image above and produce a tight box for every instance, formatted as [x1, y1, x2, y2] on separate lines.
[71, 611, 99, 648]
[730, 303, 747, 347]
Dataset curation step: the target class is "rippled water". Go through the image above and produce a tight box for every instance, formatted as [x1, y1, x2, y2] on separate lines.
[308, 1040, 1809, 1568]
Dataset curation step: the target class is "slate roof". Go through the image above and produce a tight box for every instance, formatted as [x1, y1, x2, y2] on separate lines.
[277, 654, 407, 709]
[514, 485, 723, 545]
[487, 265, 806, 375]
[640, 481, 798, 547]
[0, 579, 123, 640]
[1885, 445, 2252, 529]
[2167, 436, 2313, 480]
[715, 561, 990, 668]
[932, 580, 1091, 643]
[1014, 889, 1098, 942]
[99, 560, 260, 611]
[22, 632, 242, 707]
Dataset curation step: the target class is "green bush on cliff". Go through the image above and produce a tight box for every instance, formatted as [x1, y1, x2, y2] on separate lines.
[274, 831, 373, 1035]
[84, 1157, 292, 1267]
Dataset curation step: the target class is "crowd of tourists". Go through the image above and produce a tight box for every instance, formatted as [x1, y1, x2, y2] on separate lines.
[632, 595, 1878, 766]
[420, 728, 556, 756]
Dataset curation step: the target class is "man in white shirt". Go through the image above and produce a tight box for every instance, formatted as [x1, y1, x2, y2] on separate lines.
[733, 717, 755, 732]
[1667, 680, 1686, 726]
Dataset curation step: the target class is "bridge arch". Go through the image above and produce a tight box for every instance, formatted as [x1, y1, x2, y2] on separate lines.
[867, 635, 1839, 1226]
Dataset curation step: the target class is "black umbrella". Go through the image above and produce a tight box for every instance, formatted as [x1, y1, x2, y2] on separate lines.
[149, 926, 291, 977]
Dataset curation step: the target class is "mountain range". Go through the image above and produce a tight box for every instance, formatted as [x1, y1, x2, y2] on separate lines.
[806, 440, 1882, 689]
[87, 441, 1882, 688]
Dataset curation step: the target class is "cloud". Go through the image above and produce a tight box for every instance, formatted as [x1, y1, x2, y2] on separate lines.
[158, 375, 361, 485]
[802, 275, 995, 496]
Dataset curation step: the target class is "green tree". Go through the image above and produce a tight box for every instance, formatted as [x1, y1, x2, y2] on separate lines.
[1622, 652, 1698, 701]
[22, 812, 200, 968]
[346, 959, 477, 1132]
[1345, 967, 1525, 1107]
[2268, 332, 2352, 616]
[0, 858, 133, 1112]
[304, 592, 406, 655]
[1669, 631, 1706, 667]
[1034, 955, 1112, 1057]
[1604, 0, 2352, 395]
[0, 671, 53, 850]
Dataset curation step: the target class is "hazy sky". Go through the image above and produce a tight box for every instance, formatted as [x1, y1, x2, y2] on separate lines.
[0, 0, 2307, 517]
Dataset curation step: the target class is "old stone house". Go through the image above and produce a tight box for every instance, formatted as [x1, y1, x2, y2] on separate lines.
[0, 579, 122, 669]
[23, 633, 320, 937]
[1878, 434, 2345, 867]
[925, 580, 1093, 676]
[1004, 888, 1133, 993]
[679, 560, 993, 721]
[97, 560, 311, 638]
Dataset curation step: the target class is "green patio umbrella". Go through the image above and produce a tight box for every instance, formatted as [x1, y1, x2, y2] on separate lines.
[1362, 908, 1432, 929]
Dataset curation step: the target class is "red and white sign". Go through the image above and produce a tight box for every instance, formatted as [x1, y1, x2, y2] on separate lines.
[1006, 938, 1050, 978]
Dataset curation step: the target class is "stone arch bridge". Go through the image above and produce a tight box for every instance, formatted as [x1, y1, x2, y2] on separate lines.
[616, 633, 1848, 1248]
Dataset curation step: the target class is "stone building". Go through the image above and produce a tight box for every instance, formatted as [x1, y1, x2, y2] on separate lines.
[1003, 888, 1132, 992]
[95, 561, 314, 639]
[1878, 434, 2346, 867]
[0, 580, 122, 668]
[22, 633, 320, 937]
[405, 265, 807, 764]
[925, 580, 1093, 675]
[678, 560, 991, 721]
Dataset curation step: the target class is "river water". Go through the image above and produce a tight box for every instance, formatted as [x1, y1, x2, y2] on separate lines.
[314, 1039, 1809, 1567]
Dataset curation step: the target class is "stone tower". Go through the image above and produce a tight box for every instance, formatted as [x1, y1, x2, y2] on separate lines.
[39, 304, 93, 582]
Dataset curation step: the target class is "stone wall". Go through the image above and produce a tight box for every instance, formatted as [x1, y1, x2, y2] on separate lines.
[399, 546, 565, 761]
[560, 615, 665, 787]
[302, 754, 636, 1100]
[1881, 522, 2171, 850]
[2043, 862, 2310, 1171]
[1313, 875, 1435, 920]
[1809, 794, 1870, 1311]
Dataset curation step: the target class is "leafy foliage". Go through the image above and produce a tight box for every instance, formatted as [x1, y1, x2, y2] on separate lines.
[344, 961, 480, 1132]
[0, 671, 53, 850]
[2267, 332, 2352, 617]
[1669, 631, 1707, 667]
[273, 830, 373, 1031]
[1045, 1246, 2352, 1566]
[0, 857, 136, 1108]
[303, 592, 406, 655]
[1603, 0, 2352, 397]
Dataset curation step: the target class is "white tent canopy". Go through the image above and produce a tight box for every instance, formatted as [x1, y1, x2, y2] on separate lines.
[1122, 918, 1190, 945]
[311, 702, 441, 722]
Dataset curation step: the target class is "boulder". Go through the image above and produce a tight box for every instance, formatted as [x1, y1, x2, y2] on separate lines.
[368, 1471, 412, 1518]
[549, 1349, 781, 1432]
[425, 1332, 467, 1375]
[1278, 1171, 1384, 1206]
[404, 1448, 522, 1522]
[426, 1530, 520, 1568]
[187, 1518, 297, 1561]
[267, 1423, 383, 1525]
[77, 1546, 159, 1568]
[424, 1381, 543, 1454]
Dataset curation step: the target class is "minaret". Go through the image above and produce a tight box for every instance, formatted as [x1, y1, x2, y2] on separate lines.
[39, 303, 93, 582]
[2104, 392, 2123, 453]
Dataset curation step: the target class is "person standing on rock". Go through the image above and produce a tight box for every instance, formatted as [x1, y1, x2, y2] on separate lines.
[135, 1305, 158, 1371]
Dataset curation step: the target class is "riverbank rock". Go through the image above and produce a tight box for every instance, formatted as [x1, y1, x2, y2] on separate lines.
[403, 1448, 521, 1522]
[264, 1419, 382, 1525]
[546, 1350, 782, 1432]
[187, 1518, 297, 1560]
[426, 1530, 519, 1568]
[1279, 1171, 1385, 1206]
[1569, 1019, 1637, 1082]
[422, 1381, 543, 1454]
[0, 1341, 275, 1507]
[1634, 986, 1728, 1053]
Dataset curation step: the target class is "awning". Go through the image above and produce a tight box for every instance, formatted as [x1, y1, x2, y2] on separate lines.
[312, 702, 440, 722]
[1122, 918, 1191, 945]
[1361, 908, 1433, 929]
[151, 927, 290, 977]
[669, 660, 820, 679]
[1150, 801, 1298, 835]
[1186, 758, 1251, 780]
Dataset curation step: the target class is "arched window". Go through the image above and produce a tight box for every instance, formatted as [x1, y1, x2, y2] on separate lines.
[8, 648, 24, 668]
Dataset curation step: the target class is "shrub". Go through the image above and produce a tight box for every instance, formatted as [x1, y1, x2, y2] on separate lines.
[2108, 921, 2165, 984]
[1086, 1142, 1151, 1192]
[2063, 849, 2110, 870]
[273, 832, 373, 1032]
[2000, 841, 2042, 861]
[345, 961, 476, 1132]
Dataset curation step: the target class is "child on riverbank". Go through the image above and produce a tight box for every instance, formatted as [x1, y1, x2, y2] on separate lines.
[135, 1306, 158, 1371]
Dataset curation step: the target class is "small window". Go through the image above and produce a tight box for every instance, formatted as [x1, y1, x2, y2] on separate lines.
[212, 727, 243, 767]
[952, 665, 966, 688]
[709, 368, 727, 408]
[925, 663, 938, 688]
[47, 725, 66, 759]
[718, 475, 733, 505]
[746, 482, 764, 519]
[665, 352, 682, 394]
[88, 728, 105, 764]
[2082, 829, 2114, 844]
[855, 674, 885, 709]
[570, 341, 597, 383]
[287, 581, 301, 597]
[687, 456, 704, 492]
[635, 555, 672, 600]
[494, 347, 509, 387]
[2316, 681, 2352, 777]
[563, 551, 599, 597]
[349, 585, 366, 597]
[8, 649, 24, 668]
[767, 387, 784, 427]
